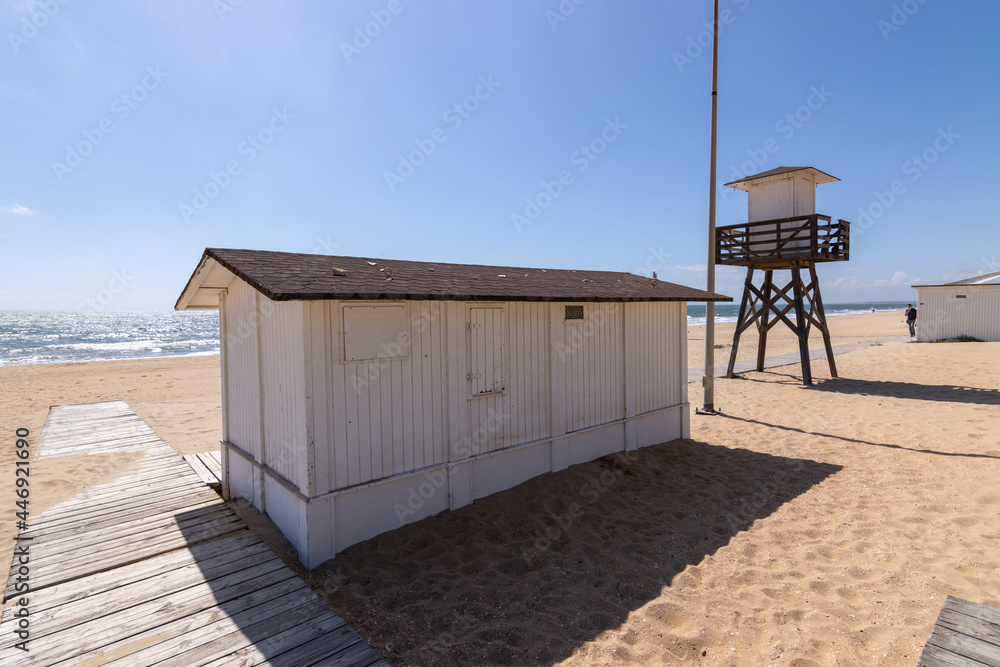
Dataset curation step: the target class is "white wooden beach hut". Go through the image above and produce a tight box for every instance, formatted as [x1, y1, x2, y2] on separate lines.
[176, 248, 730, 569]
[913, 271, 1000, 342]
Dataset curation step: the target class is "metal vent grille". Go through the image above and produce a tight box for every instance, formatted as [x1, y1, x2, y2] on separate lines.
[565, 305, 584, 320]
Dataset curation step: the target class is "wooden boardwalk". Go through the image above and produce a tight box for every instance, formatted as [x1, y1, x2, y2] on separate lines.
[184, 451, 223, 492]
[920, 596, 1000, 666]
[0, 401, 387, 667]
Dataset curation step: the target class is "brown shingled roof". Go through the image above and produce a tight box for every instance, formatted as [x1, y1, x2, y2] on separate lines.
[177, 248, 730, 308]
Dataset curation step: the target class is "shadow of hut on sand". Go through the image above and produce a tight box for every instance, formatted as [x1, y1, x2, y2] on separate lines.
[315, 439, 841, 666]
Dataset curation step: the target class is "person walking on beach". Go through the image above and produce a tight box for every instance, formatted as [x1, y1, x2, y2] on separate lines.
[905, 304, 917, 337]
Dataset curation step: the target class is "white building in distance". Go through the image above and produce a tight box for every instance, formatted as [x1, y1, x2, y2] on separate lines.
[914, 271, 1000, 342]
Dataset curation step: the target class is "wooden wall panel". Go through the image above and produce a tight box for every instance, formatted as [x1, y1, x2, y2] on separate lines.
[631, 301, 685, 415]
[220, 278, 262, 460]
[917, 287, 1000, 342]
[258, 299, 308, 489]
[563, 303, 624, 432]
[309, 298, 684, 494]
[323, 301, 450, 491]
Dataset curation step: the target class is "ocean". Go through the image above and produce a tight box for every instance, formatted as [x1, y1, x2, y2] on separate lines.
[0, 311, 221, 367]
[0, 302, 909, 367]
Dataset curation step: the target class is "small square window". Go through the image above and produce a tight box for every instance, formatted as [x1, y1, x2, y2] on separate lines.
[565, 305, 584, 320]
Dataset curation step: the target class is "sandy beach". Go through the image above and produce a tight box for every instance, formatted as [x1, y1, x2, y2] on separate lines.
[0, 355, 222, 576]
[2, 311, 998, 666]
[687, 310, 910, 372]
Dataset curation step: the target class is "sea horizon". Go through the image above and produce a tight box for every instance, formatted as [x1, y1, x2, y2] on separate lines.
[0, 302, 910, 367]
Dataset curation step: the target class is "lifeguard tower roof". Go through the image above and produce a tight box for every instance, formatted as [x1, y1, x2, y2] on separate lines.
[725, 166, 839, 191]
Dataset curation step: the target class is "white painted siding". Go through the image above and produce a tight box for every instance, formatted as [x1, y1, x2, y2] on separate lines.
[748, 176, 794, 223]
[220, 278, 262, 461]
[792, 174, 816, 217]
[468, 307, 505, 396]
[628, 301, 685, 415]
[258, 299, 308, 491]
[746, 173, 817, 254]
[465, 302, 551, 456]
[466, 305, 506, 455]
[504, 301, 551, 447]
[225, 289, 691, 502]
[304, 301, 330, 498]
[563, 302, 624, 432]
[324, 301, 450, 491]
[917, 287, 1000, 342]
[748, 177, 789, 253]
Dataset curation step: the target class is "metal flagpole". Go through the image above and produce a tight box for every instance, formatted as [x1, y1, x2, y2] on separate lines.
[700, 0, 720, 415]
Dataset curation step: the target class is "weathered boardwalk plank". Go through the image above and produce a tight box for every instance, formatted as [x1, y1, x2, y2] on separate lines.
[920, 595, 1000, 666]
[184, 451, 223, 491]
[0, 400, 387, 667]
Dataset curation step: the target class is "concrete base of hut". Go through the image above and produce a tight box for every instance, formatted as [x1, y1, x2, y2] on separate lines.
[222, 403, 688, 569]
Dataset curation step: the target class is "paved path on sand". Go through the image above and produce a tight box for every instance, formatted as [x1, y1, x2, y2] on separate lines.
[688, 336, 913, 384]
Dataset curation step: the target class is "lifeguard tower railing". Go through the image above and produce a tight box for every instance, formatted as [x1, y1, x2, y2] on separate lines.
[716, 214, 850, 267]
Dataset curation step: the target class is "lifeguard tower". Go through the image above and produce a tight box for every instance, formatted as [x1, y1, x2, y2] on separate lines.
[717, 166, 850, 385]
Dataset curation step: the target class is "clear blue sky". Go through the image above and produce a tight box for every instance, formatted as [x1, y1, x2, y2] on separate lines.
[2, 0, 998, 310]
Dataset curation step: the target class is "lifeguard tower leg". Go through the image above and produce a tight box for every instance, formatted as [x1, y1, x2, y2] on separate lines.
[726, 267, 755, 377]
[756, 269, 773, 372]
[809, 264, 838, 378]
[792, 267, 813, 385]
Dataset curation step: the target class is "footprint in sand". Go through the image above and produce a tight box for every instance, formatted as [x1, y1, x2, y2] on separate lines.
[809, 580, 835, 600]
[835, 586, 857, 600]
[951, 516, 980, 528]
[846, 565, 878, 582]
